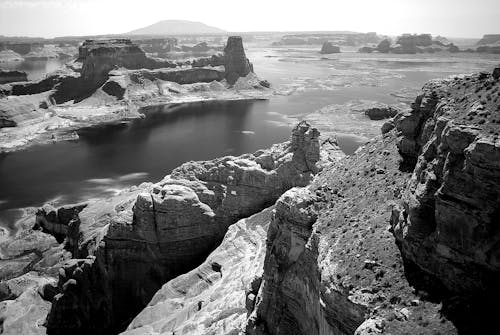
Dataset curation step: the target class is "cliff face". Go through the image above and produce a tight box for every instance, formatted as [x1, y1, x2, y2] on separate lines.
[224, 36, 253, 85]
[320, 42, 340, 54]
[247, 69, 500, 334]
[246, 133, 456, 335]
[79, 39, 176, 87]
[391, 70, 500, 332]
[122, 207, 274, 335]
[45, 122, 337, 335]
[0, 70, 27, 84]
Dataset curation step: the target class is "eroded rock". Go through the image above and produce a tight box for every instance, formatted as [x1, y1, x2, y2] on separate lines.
[45, 122, 331, 334]
[391, 69, 500, 332]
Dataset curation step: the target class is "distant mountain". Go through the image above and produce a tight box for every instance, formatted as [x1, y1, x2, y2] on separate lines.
[127, 20, 226, 35]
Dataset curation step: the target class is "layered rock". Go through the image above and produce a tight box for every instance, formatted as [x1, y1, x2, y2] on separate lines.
[35, 203, 87, 244]
[79, 39, 176, 88]
[0, 70, 27, 84]
[476, 34, 500, 45]
[224, 36, 253, 85]
[320, 42, 340, 54]
[246, 132, 457, 335]
[391, 69, 500, 332]
[1, 36, 269, 152]
[45, 122, 333, 335]
[122, 207, 274, 335]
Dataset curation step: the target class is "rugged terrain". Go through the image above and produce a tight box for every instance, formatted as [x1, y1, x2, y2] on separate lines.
[0, 122, 343, 335]
[0, 64, 499, 335]
[246, 67, 500, 335]
[0, 36, 269, 152]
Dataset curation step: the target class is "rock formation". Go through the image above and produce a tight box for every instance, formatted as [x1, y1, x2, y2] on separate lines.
[358, 34, 466, 54]
[477, 34, 500, 45]
[79, 39, 176, 87]
[391, 69, 500, 333]
[246, 133, 457, 335]
[122, 207, 274, 335]
[364, 105, 399, 120]
[0, 70, 27, 84]
[376, 39, 391, 53]
[320, 42, 340, 54]
[44, 122, 335, 335]
[1, 36, 269, 152]
[224, 36, 253, 85]
[246, 68, 500, 335]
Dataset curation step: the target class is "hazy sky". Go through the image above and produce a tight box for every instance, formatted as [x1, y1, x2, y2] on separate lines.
[0, 0, 499, 38]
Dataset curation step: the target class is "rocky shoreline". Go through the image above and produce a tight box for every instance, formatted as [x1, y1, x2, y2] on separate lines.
[1, 66, 499, 335]
[0, 36, 271, 153]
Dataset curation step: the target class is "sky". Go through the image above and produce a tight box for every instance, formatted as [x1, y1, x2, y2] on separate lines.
[0, 0, 499, 38]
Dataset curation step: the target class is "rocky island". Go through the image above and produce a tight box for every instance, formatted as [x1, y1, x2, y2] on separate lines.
[0, 36, 269, 152]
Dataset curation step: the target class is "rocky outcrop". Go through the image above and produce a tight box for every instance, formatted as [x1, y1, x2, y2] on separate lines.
[45, 122, 332, 335]
[376, 39, 391, 53]
[396, 34, 433, 48]
[224, 36, 253, 85]
[0, 70, 27, 84]
[477, 34, 500, 45]
[273, 32, 381, 47]
[391, 69, 500, 333]
[320, 42, 340, 54]
[122, 207, 274, 335]
[246, 69, 500, 335]
[35, 203, 87, 244]
[364, 105, 399, 120]
[246, 132, 457, 335]
[358, 34, 463, 54]
[79, 39, 176, 87]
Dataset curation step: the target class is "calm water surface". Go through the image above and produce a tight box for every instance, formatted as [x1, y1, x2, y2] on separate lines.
[1, 49, 499, 227]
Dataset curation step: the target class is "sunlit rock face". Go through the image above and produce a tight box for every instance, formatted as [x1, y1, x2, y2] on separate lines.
[121, 207, 274, 335]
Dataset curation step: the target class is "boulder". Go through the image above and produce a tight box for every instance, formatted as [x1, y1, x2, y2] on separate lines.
[320, 42, 340, 54]
[493, 66, 500, 79]
[363, 105, 399, 120]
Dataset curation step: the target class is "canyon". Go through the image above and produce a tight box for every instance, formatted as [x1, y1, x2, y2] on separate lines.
[1, 66, 498, 335]
[0, 20, 500, 335]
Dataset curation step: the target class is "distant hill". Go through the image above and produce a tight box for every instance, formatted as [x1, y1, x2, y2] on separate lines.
[127, 20, 226, 35]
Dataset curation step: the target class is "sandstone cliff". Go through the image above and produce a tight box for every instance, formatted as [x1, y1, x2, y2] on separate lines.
[42, 122, 338, 335]
[0, 36, 268, 152]
[320, 42, 341, 54]
[391, 70, 500, 333]
[246, 68, 500, 334]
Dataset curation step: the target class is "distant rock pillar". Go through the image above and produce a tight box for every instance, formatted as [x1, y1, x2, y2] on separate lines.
[223, 36, 253, 85]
